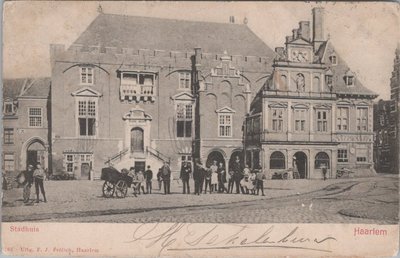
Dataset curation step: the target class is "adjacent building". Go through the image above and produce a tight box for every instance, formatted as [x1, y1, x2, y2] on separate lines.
[49, 13, 275, 179]
[373, 100, 392, 172]
[245, 8, 378, 179]
[389, 44, 400, 173]
[2, 78, 51, 183]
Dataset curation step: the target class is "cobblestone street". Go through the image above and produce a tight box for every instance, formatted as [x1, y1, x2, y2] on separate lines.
[2, 174, 398, 224]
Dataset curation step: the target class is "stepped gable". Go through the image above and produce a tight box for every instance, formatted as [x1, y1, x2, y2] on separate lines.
[71, 13, 276, 58]
[323, 42, 377, 97]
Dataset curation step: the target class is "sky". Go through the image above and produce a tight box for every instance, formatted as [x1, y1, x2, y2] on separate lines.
[3, 1, 399, 100]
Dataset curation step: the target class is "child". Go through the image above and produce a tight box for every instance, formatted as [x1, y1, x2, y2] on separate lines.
[249, 170, 257, 195]
[136, 170, 145, 194]
[255, 169, 266, 196]
[128, 167, 138, 197]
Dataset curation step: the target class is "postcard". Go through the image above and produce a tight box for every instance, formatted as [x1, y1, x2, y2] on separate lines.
[1, 1, 399, 257]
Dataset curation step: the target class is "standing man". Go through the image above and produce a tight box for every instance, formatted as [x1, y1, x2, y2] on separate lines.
[33, 164, 46, 203]
[180, 160, 192, 194]
[144, 165, 153, 194]
[232, 156, 244, 194]
[160, 161, 171, 194]
[321, 163, 328, 181]
[157, 168, 163, 190]
[23, 164, 34, 203]
[193, 159, 205, 195]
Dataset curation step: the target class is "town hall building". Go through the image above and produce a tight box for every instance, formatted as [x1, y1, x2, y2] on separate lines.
[49, 13, 275, 179]
[245, 8, 378, 179]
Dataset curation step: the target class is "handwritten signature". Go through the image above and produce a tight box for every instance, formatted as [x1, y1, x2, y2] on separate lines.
[124, 223, 337, 255]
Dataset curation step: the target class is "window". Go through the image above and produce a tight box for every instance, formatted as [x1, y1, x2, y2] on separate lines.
[179, 72, 191, 89]
[271, 109, 283, 131]
[294, 109, 306, 132]
[315, 152, 330, 168]
[280, 75, 287, 90]
[28, 107, 42, 127]
[316, 110, 328, 132]
[78, 100, 96, 136]
[345, 76, 354, 86]
[3, 153, 14, 171]
[357, 108, 368, 131]
[80, 67, 93, 84]
[65, 154, 74, 172]
[270, 151, 285, 169]
[3, 128, 14, 144]
[329, 55, 337, 65]
[337, 107, 349, 131]
[176, 103, 192, 138]
[325, 75, 333, 88]
[219, 114, 232, 137]
[356, 147, 368, 163]
[3, 101, 14, 114]
[337, 149, 348, 163]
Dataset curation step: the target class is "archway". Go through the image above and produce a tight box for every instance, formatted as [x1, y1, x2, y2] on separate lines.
[293, 151, 307, 179]
[131, 127, 144, 152]
[229, 150, 244, 170]
[26, 141, 46, 169]
[206, 150, 225, 169]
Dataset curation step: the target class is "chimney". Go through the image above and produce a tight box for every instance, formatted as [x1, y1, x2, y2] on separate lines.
[292, 29, 298, 40]
[194, 47, 202, 66]
[312, 7, 325, 45]
[299, 21, 310, 41]
[229, 16, 235, 24]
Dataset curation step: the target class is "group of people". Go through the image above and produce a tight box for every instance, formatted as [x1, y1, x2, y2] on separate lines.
[186, 156, 266, 196]
[18, 163, 47, 204]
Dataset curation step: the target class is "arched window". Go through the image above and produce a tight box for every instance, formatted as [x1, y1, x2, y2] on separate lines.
[280, 75, 287, 90]
[313, 76, 320, 91]
[270, 151, 285, 169]
[315, 152, 330, 169]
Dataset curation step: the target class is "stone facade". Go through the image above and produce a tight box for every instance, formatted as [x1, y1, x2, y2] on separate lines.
[389, 44, 400, 174]
[2, 78, 51, 184]
[373, 100, 392, 172]
[49, 14, 275, 180]
[245, 8, 377, 179]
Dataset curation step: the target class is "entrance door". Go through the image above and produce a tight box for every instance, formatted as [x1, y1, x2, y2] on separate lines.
[134, 161, 146, 173]
[27, 150, 38, 168]
[81, 163, 91, 180]
[293, 152, 307, 179]
[131, 127, 144, 152]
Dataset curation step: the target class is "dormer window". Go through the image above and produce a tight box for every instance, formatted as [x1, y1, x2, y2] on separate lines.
[80, 66, 94, 85]
[325, 68, 333, 90]
[329, 55, 337, 65]
[344, 70, 355, 86]
[3, 100, 14, 115]
[119, 71, 156, 102]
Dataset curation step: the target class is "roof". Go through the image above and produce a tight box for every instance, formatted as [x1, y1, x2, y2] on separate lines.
[3, 77, 50, 100]
[323, 42, 377, 97]
[3, 78, 26, 99]
[72, 13, 276, 57]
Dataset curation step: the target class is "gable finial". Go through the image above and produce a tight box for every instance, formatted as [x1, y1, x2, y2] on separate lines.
[97, 3, 103, 13]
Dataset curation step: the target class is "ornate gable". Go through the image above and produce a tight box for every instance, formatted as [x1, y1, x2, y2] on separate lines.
[122, 107, 152, 121]
[71, 87, 102, 97]
[171, 92, 194, 102]
[215, 106, 236, 113]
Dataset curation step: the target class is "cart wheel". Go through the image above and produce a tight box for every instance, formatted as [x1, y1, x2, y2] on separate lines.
[103, 181, 115, 198]
[115, 180, 128, 198]
[282, 172, 288, 180]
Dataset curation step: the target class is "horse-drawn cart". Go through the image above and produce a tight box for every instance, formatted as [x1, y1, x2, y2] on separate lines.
[101, 167, 133, 198]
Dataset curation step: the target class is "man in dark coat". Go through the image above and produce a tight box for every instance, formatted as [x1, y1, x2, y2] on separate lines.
[22, 164, 34, 203]
[144, 165, 153, 194]
[193, 159, 205, 195]
[160, 161, 171, 194]
[232, 156, 244, 194]
[180, 160, 192, 194]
